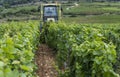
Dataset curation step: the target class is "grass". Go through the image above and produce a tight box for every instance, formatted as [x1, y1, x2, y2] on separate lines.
[0, 2, 120, 23]
[62, 2, 120, 23]
[63, 14, 120, 23]
[63, 2, 120, 15]
[1, 6, 37, 14]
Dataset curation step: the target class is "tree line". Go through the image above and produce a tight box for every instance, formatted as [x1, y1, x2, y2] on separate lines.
[0, 0, 120, 8]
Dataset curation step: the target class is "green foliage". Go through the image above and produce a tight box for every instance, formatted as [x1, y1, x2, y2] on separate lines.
[41, 22, 120, 77]
[0, 21, 40, 77]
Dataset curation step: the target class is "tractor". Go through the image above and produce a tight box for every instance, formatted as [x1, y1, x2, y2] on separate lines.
[40, 3, 62, 31]
[39, 3, 62, 43]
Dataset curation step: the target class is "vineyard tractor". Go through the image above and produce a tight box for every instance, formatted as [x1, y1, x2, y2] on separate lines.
[40, 3, 62, 31]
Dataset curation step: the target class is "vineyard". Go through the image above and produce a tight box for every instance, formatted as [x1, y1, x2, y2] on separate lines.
[42, 22, 120, 77]
[0, 21, 120, 77]
[0, 21, 39, 77]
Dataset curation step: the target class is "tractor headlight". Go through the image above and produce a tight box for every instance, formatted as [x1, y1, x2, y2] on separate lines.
[47, 18, 55, 22]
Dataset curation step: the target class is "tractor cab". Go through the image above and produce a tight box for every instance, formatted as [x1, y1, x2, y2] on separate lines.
[41, 3, 62, 22]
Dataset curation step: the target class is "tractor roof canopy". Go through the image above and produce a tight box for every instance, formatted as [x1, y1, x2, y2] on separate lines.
[42, 3, 61, 6]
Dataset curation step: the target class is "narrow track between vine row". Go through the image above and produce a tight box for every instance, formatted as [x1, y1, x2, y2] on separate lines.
[35, 44, 58, 77]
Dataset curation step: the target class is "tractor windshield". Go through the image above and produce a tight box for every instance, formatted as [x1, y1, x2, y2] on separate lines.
[44, 6, 57, 16]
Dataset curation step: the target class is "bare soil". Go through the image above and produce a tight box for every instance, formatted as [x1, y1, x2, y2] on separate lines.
[35, 44, 58, 77]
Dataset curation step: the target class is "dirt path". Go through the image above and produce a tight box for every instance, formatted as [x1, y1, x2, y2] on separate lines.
[35, 44, 58, 77]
